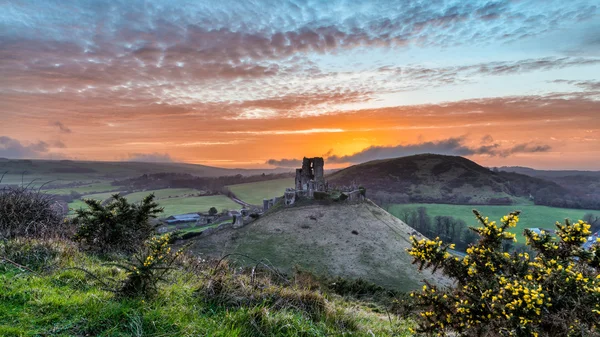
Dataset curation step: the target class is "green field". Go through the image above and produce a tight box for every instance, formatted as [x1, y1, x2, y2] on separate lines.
[227, 178, 295, 205]
[69, 194, 239, 218]
[122, 188, 204, 203]
[157, 195, 239, 217]
[387, 203, 600, 244]
[81, 191, 122, 202]
[43, 182, 118, 195]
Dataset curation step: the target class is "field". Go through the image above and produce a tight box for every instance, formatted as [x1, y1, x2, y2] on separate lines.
[42, 182, 119, 195]
[157, 195, 239, 216]
[68, 193, 239, 218]
[387, 203, 600, 244]
[227, 178, 294, 205]
[120, 188, 205, 203]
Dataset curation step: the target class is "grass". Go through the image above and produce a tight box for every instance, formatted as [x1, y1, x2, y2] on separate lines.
[227, 178, 295, 205]
[42, 182, 118, 195]
[67, 199, 88, 216]
[122, 188, 205, 203]
[387, 203, 600, 244]
[158, 195, 239, 217]
[0, 239, 415, 336]
[80, 191, 123, 202]
[68, 193, 239, 218]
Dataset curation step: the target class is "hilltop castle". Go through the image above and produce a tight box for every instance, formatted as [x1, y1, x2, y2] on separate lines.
[263, 157, 365, 211]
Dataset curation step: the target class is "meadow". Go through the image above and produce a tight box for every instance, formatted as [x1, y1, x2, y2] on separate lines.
[157, 195, 239, 216]
[227, 177, 294, 205]
[43, 182, 118, 195]
[387, 203, 600, 244]
[68, 190, 238, 218]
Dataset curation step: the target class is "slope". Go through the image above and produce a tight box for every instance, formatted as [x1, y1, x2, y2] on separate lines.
[188, 200, 448, 291]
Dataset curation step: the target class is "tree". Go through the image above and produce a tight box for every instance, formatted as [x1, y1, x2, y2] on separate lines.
[407, 211, 600, 336]
[73, 193, 162, 254]
[208, 207, 218, 216]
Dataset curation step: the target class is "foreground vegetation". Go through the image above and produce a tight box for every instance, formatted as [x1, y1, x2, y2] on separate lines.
[0, 238, 415, 336]
[408, 211, 600, 336]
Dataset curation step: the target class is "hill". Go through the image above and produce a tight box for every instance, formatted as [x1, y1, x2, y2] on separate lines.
[0, 158, 291, 188]
[499, 166, 600, 209]
[188, 200, 448, 291]
[327, 154, 600, 209]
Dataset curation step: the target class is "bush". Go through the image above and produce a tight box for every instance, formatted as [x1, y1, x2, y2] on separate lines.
[72, 193, 162, 254]
[111, 233, 184, 298]
[407, 210, 600, 336]
[0, 185, 67, 239]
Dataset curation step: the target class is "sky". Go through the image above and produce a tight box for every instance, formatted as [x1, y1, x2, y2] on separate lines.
[1, 0, 599, 170]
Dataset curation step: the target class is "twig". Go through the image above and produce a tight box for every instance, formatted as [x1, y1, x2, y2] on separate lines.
[0, 255, 37, 273]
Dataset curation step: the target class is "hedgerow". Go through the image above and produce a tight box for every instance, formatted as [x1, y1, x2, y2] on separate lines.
[407, 210, 600, 336]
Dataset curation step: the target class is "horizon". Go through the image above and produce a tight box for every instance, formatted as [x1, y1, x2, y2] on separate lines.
[1, 1, 599, 169]
[2, 154, 599, 173]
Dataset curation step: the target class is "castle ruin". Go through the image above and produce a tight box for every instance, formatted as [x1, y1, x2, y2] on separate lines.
[262, 156, 365, 212]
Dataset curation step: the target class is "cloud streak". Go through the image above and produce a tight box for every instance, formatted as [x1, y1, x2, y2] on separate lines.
[0, 136, 49, 159]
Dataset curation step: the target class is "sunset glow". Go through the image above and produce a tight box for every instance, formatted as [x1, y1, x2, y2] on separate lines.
[1, 1, 599, 169]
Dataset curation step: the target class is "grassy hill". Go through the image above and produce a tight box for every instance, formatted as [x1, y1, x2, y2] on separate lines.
[327, 154, 568, 206]
[188, 200, 448, 291]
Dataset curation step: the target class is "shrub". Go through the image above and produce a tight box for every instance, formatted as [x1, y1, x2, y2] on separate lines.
[0, 185, 67, 239]
[111, 233, 184, 298]
[407, 210, 600, 336]
[72, 193, 162, 254]
[0, 238, 66, 272]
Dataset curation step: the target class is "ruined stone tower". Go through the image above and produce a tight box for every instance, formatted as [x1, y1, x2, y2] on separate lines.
[295, 157, 324, 191]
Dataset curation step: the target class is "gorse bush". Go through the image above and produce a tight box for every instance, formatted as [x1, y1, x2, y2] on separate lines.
[112, 233, 185, 298]
[72, 193, 162, 254]
[0, 185, 67, 239]
[407, 210, 600, 337]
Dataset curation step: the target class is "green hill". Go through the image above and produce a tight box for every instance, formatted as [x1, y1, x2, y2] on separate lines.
[188, 200, 448, 291]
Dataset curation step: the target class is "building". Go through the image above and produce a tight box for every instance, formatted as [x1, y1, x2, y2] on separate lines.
[165, 213, 201, 224]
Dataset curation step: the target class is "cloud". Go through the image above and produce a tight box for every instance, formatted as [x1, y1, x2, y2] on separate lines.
[53, 121, 72, 133]
[265, 158, 303, 167]
[0, 136, 50, 159]
[551, 79, 600, 91]
[126, 153, 174, 163]
[325, 137, 552, 164]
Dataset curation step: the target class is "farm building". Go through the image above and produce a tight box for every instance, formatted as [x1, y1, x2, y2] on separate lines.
[165, 213, 200, 224]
